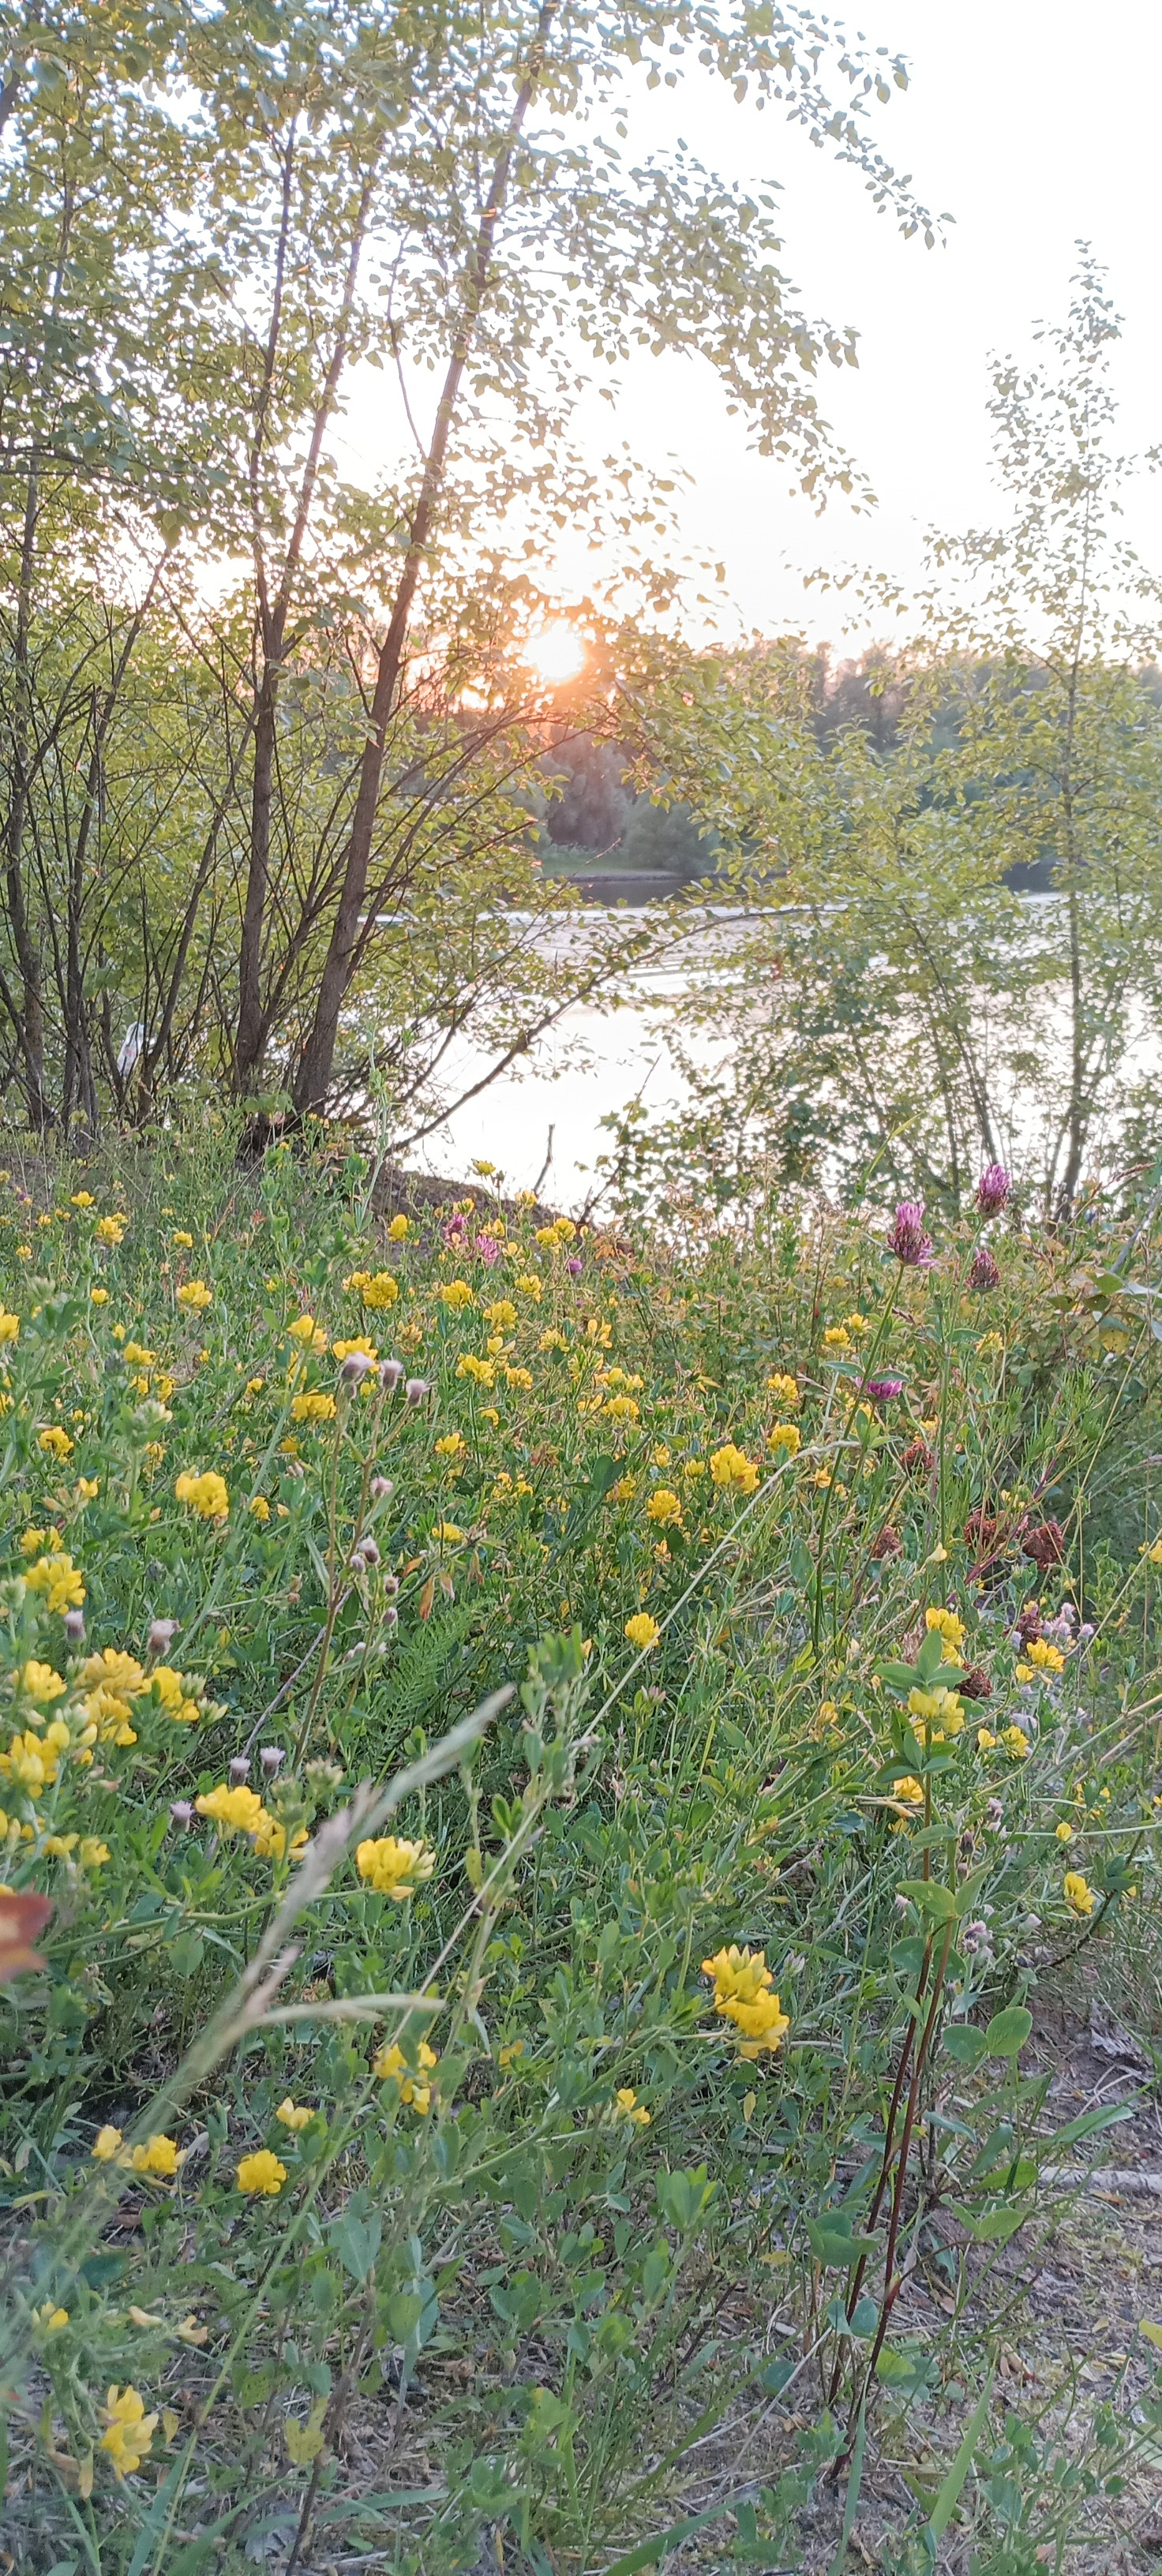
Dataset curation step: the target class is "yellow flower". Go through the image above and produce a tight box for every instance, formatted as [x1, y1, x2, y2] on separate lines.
[503, 1363, 534, 1391]
[16, 1661, 66, 1704]
[100, 2384, 158, 2478]
[646, 1488, 682, 1527]
[1026, 1636, 1065, 1674]
[842, 1312, 868, 1335]
[925, 1606, 965, 1655]
[710, 1442, 759, 1496]
[976, 1331, 1003, 1356]
[538, 1327, 568, 1354]
[174, 1470, 229, 1520]
[0, 1310, 19, 1346]
[386, 1214, 409, 1240]
[1055, 1820, 1074, 1842]
[79, 1837, 111, 1867]
[236, 2149, 287, 2196]
[32, 2301, 69, 2331]
[355, 1833, 436, 1899]
[15, 1243, 30, 1258]
[248, 1493, 271, 1523]
[344, 1268, 399, 1309]
[96, 1215, 126, 1246]
[1064, 1870, 1096, 1917]
[194, 1784, 294, 1859]
[276, 2098, 313, 2130]
[823, 1325, 850, 1350]
[892, 1775, 924, 1806]
[122, 1341, 156, 1367]
[908, 1686, 965, 1739]
[71, 1191, 95, 1208]
[976, 1726, 997, 1750]
[149, 1666, 200, 1723]
[130, 2133, 180, 2178]
[0, 1729, 58, 1794]
[332, 1335, 377, 1365]
[81, 1648, 145, 1696]
[681, 1458, 707, 1481]
[92, 2125, 127, 2162]
[437, 1279, 474, 1312]
[514, 1272, 542, 1301]
[171, 1230, 194, 1249]
[1001, 1724, 1030, 1759]
[765, 1372, 800, 1408]
[290, 1391, 336, 1422]
[38, 1425, 74, 1461]
[435, 1432, 466, 1460]
[604, 1393, 639, 1421]
[624, 1612, 661, 1650]
[176, 1279, 212, 1311]
[702, 1945, 790, 2058]
[484, 1298, 518, 1331]
[431, 1519, 464, 1544]
[75, 1476, 99, 1503]
[456, 1352, 495, 1387]
[767, 1421, 800, 1457]
[613, 2087, 650, 2127]
[374, 2038, 438, 2111]
[1141, 1538, 1162, 1567]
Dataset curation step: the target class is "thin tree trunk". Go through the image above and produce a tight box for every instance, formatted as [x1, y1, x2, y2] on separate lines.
[234, 148, 375, 1097]
[4, 464, 51, 1129]
[290, 0, 560, 1120]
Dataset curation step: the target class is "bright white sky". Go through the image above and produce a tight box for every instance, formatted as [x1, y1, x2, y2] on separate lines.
[572, 0, 1162, 649]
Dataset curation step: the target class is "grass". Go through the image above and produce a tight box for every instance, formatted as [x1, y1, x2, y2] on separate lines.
[2, 1127, 1162, 2574]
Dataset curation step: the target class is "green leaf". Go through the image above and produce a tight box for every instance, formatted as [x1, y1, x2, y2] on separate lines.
[807, 2218, 880, 2267]
[925, 2361, 995, 2539]
[875, 1660, 918, 1691]
[896, 1878, 958, 1922]
[984, 2005, 1033, 2058]
[950, 2202, 1028, 2244]
[943, 2024, 987, 2068]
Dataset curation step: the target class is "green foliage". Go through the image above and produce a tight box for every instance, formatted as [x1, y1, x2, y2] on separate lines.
[0, 1139, 1160, 2567]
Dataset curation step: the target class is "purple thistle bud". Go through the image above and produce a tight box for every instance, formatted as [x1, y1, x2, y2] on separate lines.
[969, 1245, 1000, 1292]
[863, 1376, 904, 1402]
[340, 1350, 373, 1385]
[383, 1604, 399, 1629]
[148, 1617, 178, 1653]
[976, 1163, 1011, 1215]
[260, 1744, 286, 1778]
[566, 1256, 583, 1277]
[169, 1799, 194, 1829]
[378, 1360, 403, 1394]
[63, 1608, 86, 1643]
[405, 1376, 430, 1407]
[887, 1200, 935, 1268]
[227, 1754, 250, 1784]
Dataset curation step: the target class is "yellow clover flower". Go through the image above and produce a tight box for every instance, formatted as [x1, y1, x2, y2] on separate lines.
[100, 2384, 158, 2477]
[174, 1470, 229, 1521]
[236, 2149, 287, 2196]
[624, 1612, 660, 1650]
[355, 1833, 435, 1899]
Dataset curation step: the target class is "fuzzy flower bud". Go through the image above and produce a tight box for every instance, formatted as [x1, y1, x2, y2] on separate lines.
[169, 1799, 193, 1829]
[148, 1618, 178, 1654]
[340, 1349, 373, 1386]
[227, 1754, 251, 1785]
[369, 1474, 395, 1500]
[356, 1535, 380, 1567]
[969, 1245, 1000, 1291]
[405, 1377, 430, 1407]
[976, 1163, 1011, 1215]
[378, 1359, 404, 1394]
[63, 1608, 86, 1643]
[260, 1744, 286, 1778]
[886, 1200, 934, 1267]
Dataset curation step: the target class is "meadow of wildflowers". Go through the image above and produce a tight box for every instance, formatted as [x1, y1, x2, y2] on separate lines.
[3, 1135, 1162, 2572]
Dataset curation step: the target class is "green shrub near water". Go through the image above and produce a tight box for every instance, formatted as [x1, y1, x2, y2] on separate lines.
[2, 1136, 1162, 2571]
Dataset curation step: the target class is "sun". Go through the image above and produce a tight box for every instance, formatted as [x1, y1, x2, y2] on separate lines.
[525, 623, 586, 684]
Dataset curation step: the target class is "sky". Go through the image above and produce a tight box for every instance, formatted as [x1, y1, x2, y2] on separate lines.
[563, 0, 1162, 650]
